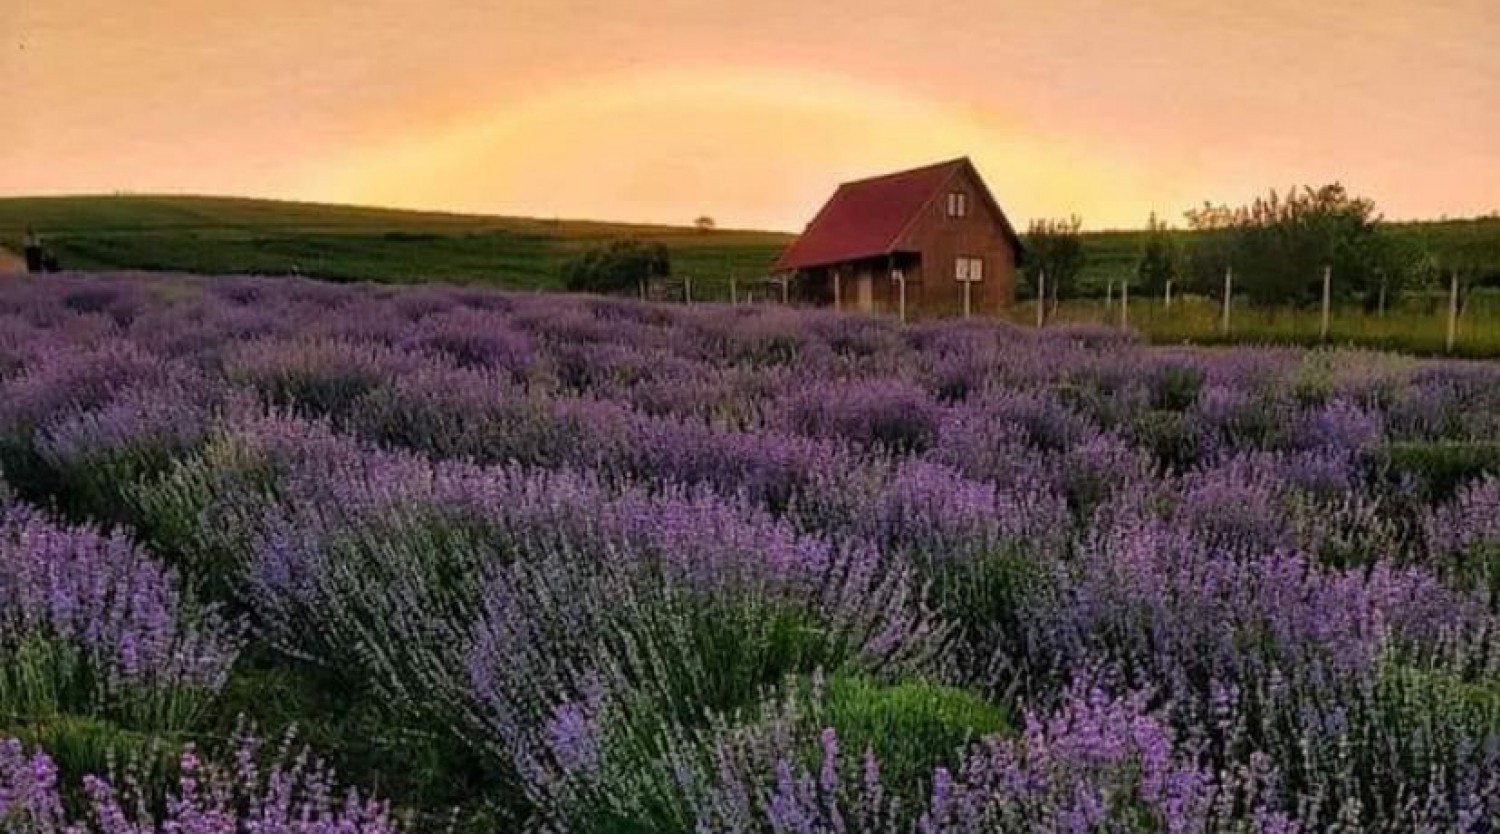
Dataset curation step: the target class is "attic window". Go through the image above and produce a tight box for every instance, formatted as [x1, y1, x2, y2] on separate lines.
[945, 192, 968, 218]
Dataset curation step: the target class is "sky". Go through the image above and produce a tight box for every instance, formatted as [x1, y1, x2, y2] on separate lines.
[3, 0, 1497, 231]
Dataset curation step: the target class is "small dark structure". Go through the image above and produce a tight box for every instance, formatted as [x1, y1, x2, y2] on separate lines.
[22, 229, 60, 274]
[774, 158, 1023, 318]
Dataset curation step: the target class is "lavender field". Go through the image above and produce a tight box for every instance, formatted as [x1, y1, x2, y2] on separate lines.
[1, 272, 1499, 833]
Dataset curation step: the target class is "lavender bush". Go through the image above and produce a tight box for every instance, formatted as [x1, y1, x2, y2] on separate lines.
[0, 503, 240, 732]
[0, 730, 408, 834]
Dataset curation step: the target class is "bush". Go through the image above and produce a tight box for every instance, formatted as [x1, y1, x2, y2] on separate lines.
[1021, 215, 1084, 306]
[562, 239, 670, 295]
[127, 431, 282, 601]
[1148, 363, 1205, 411]
[811, 673, 1008, 804]
[1130, 409, 1211, 471]
[1134, 211, 1181, 297]
[0, 731, 407, 834]
[0, 506, 240, 734]
[1, 713, 181, 798]
[1184, 184, 1406, 308]
[1376, 440, 1500, 500]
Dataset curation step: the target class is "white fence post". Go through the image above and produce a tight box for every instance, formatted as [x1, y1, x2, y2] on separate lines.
[1447, 270, 1460, 353]
[1164, 278, 1173, 310]
[894, 269, 907, 325]
[1221, 267, 1233, 335]
[1036, 270, 1046, 328]
[1320, 264, 1332, 341]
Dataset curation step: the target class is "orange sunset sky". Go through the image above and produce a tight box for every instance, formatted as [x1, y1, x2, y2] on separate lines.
[3, 0, 1497, 231]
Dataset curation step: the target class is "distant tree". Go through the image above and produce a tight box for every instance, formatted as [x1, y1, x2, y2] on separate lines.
[1134, 212, 1180, 297]
[1360, 233, 1432, 312]
[694, 216, 716, 232]
[1021, 216, 1084, 308]
[561, 238, 671, 295]
[1439, 219, 1500, 306]
[1183, 184, 1401, 307]
[1179, 202, 1238, 297]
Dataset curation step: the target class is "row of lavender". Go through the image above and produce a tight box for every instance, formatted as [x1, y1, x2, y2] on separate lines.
[1, 272, 1498, 832]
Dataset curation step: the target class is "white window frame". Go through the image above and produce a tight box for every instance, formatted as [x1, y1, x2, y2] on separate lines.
[946, 191, 968, 218]
[955, 256, 983, 282]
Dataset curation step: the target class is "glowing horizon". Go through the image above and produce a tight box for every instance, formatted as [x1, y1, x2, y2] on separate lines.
[4, 0, 1497, 232]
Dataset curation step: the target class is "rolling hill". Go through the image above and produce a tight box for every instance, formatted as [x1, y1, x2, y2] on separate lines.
[0, 195, 791, 293]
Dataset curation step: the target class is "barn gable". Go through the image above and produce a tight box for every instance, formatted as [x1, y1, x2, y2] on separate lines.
[774, 158, 1022, 272]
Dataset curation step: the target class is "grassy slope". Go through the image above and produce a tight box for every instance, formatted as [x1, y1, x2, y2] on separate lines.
[0, 195, 790, 292]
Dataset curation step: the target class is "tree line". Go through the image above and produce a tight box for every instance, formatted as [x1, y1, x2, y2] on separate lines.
[1023, 184, 1500, 313]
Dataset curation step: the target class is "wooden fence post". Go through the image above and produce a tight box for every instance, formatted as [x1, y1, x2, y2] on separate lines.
[833, 269, 842, 311]
[1105, 279, 1113, 321]
[1164, 279, 1173, 310]
[730, 276, 738, 305]
[684, 274, 692, 305]
[1121, 279, 1129, 329]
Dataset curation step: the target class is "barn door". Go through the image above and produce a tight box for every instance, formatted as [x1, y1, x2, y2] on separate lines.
[856, 271, 874, 311]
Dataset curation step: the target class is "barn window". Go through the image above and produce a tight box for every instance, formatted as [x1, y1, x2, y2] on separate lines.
[946, 192, 968, 218]
[955, 256, 983, 281]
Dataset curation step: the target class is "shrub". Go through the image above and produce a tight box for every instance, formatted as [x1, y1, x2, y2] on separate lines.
[1148, 363, 1205, 411]
[779, 379, 941, 453]
[810, 673, 1008, 805]
[1, 713, 181, 798]
[1377, 440, 1500, 500]
[0, 505, 240, 733]
[1425, 477, 1500, 603]
[1130, 409, 1212, 471]
[561, 238, 670, 295]
[34, 380, 216, 525]
[1183, 184, 1400, 308]
[0, 731, 406, 834]
[225, 338, 411, 421]
[127, 429, 284, 601]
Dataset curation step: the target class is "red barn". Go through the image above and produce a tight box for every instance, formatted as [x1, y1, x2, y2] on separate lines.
[774, 158, 1023, 318]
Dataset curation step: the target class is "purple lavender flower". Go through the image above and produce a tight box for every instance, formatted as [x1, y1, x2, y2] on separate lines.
[0, 503, 240, 728]
[0, 732, 406, 833]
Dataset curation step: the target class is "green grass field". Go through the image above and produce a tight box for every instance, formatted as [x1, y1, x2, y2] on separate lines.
[0, 195, 788, 291]
[2, 194, 1497, 355]
[1009, 293, 1500, 359]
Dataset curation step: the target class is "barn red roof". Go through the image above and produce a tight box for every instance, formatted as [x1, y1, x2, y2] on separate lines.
[773, 158, 1021, 272]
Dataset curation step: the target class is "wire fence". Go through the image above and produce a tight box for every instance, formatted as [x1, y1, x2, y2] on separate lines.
[1016, 273, 1500, 358]
[636, 270, 1499, 357]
